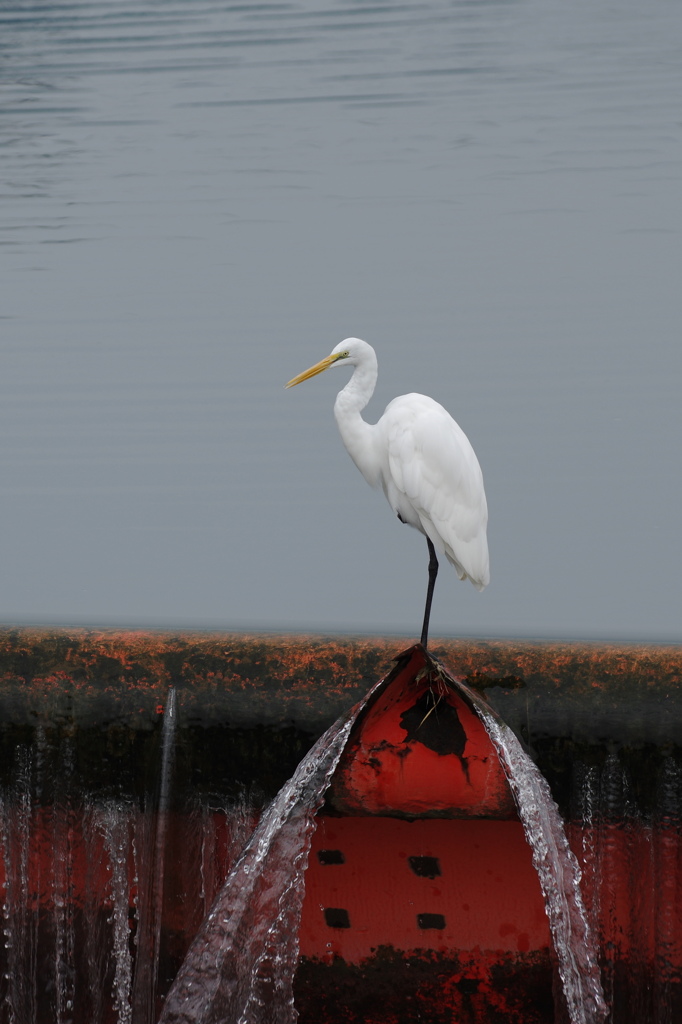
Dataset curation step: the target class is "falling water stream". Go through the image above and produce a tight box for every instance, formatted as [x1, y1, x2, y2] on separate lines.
[463, 689, 608, 1024]
[97, 801, 134, 1024]
[158, 681, 383, 1024]
[133, 686, 178, 1024]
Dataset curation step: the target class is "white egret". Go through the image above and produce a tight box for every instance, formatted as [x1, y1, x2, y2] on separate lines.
[285, 338, 489, 647]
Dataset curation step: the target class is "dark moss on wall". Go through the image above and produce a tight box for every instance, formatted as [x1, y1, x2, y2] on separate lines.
[0, 628, 680, 811]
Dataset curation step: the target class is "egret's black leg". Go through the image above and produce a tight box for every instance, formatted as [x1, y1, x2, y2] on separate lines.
[420, 537, 439, 648]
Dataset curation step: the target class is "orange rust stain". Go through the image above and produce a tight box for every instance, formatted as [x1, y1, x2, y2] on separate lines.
[0, 628, 679, 690]
[0, 628, 679, 731]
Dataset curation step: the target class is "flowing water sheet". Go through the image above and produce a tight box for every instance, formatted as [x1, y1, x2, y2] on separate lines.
[463, 686, 608, 1024]
[159, 684, 381, 1024]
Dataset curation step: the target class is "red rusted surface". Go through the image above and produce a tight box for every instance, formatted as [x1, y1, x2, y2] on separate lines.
[568, 819, 682, 968]
[295, 645, 555, 1022]
[329, 644, 515, 818]
[300, 817, 550, 962]
[0, 807, 233, 917]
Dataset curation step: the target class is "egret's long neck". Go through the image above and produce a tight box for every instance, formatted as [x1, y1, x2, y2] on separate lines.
[333, 354, 380, 487]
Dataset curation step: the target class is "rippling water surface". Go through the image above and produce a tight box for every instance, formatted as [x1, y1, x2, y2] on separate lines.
[1, 0, 681, 638]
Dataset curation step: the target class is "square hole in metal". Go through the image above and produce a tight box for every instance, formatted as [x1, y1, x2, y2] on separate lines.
[408, 855, 441, 879]
[324, 907, 351, 929]
[417, 913, 446, 930]
[317, 849, 345, 865]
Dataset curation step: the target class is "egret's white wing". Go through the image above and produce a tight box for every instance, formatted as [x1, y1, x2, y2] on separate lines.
[382, 394, 489, 589]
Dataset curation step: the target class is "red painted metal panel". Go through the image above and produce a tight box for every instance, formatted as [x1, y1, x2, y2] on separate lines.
[299, 645, 549, 979]
[330, 645, 516, 819]
[300, 817, 550, 963]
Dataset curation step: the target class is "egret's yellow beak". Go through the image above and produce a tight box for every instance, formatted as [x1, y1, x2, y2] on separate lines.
[285, 352, 344, 388]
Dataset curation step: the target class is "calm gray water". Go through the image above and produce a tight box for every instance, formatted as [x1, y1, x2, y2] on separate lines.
[1, 0, 681, 640]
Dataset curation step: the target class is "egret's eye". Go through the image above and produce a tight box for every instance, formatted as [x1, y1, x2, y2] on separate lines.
[339, 350, 350, 359]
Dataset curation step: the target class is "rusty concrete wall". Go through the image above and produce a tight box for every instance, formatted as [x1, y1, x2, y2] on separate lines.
[0, 627, 680, 732]
[0, 628, 680, 810]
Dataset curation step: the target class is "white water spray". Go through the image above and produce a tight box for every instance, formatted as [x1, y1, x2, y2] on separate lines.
[463, 686, 608, 1024]
[159, 682, 382, 1024]
[97, 800, 135, 1024]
